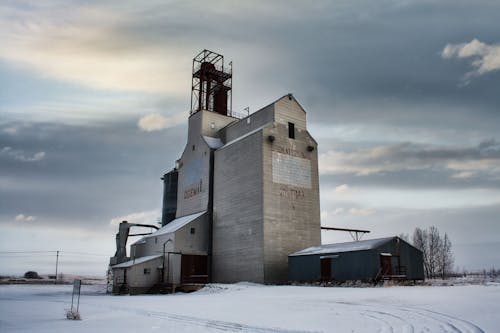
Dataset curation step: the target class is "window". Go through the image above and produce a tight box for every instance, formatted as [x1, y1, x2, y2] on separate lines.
[288, 122, 295, 139]
[190, 227, 196, 234]
[192, 145, 195, 151]
[143, 268, 151, 275]
[155, 237, 158, 244]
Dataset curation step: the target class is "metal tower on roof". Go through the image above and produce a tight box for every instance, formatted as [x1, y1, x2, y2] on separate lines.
[190, 49, 232, 116]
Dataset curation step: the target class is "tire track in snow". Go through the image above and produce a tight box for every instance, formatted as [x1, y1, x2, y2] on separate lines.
[396, 307, 485, 333]
[2, 287, 485, 333]
[3, 296, 318, 333]
[332, 302, 483, 333]
[89, 302, 320, 333]
[145, 309, 319, 333]
[361, 309, 413, 333]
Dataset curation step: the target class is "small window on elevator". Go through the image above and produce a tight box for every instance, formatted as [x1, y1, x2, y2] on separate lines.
[288, 122, 295, 139]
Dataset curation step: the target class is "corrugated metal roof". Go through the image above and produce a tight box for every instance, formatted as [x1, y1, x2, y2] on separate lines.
[202, 136, 224, 149]
[131, 238, 146, 245]
[111, 254, 162, 268]
[221, 124, 270, 149]
[289, 237, 395, 256]
[145, 211, 206, 238]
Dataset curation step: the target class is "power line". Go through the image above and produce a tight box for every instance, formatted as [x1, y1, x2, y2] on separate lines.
[0, 250, 108, 256]
[0, 251, 58, 254]
[63, 251, 109, 257]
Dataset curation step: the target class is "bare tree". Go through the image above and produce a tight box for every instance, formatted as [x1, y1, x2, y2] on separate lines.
[412, 227, 429, 278]
[427, 226, 441, 278]
[438, 233, 454, 279]
[412, 226, 454, 279]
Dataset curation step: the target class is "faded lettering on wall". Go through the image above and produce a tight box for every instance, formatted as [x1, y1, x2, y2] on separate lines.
[272, 151, 311, 188]
[279, 186, 305, 200]
[184, 180, 203, 199]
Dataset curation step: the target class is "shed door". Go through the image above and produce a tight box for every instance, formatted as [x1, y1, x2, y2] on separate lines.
[181, 255, 208, 284]
[320, 258, 331, 281]
[380, 255, 392, 275]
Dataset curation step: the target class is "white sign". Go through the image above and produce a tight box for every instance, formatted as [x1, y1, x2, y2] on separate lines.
[272, 152, 311, 188]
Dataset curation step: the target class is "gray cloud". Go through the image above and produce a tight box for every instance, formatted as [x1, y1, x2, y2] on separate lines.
[442, 39, 500, 82]
[137, 112, 186, 132]
[0, 146, 46, 162]
[320, 140, 500, 183]
[0, 119, 184, 228]
[15, 214, 36, 222]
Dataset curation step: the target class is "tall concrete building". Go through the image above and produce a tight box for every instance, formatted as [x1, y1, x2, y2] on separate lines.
[110, 50, 320, 293]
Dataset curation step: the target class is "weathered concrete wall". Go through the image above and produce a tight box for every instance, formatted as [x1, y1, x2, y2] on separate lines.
[131, 233, 175, 259]
[113, 257, 163, 294]
[177, 111, 235, 218]
[131, 215, 208, 260]
[186, 110, 235, 147]
[176, 136, 211, 217]
[213, 130, 265, 283]
[261, 98, 321, 283]
[200, 110, 237, 138]
[212, 96, 320, 284]
[174, 215, 209, 255]
[274, 95, 308, 130]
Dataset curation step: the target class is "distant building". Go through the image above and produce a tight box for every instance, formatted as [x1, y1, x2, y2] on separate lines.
[288, 237, 424, 283]
[110, 50, 321, 293]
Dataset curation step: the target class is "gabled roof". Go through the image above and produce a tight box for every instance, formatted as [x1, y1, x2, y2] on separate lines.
[219, 93, 306, 133]
[111, 254, 162, 268]
[258, 93, 307, 115]
[289, 237, 396, 257]
[144, 211, 206, 238]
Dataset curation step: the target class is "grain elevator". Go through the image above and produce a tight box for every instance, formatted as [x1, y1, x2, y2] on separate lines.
[110, 50, 321, 293]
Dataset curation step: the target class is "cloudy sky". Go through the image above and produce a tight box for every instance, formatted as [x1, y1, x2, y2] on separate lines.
[1, 0, 499, 275]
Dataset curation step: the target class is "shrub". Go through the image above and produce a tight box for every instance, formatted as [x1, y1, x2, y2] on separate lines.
[24, 271, 41, 279]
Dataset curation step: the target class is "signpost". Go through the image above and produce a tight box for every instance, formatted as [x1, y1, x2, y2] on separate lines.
[66, 279, 81, 320]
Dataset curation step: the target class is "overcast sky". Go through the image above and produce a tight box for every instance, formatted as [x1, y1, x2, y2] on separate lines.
[1, 0, 500, 275]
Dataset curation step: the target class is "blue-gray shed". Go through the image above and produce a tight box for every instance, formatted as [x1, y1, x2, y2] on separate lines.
[288, 236, 424, 282]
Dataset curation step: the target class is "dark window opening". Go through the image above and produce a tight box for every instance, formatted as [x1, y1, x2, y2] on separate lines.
[190, 227, 196, 234]
[192, 145, 195, 151]
[288, 122, 295, 139]
[143, 268, 151, 275]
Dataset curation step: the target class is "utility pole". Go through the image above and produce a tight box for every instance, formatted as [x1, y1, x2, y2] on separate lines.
[55, 250, 59, 284]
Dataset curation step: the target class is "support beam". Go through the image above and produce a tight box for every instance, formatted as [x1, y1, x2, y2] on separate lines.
[321, 226, 370, 241]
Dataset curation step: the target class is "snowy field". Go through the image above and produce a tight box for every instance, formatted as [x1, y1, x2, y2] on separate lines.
[0, 283, 498, 333]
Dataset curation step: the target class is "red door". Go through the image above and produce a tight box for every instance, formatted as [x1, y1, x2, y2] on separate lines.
[181, 255, 208, 284]
[380, 255, 392, 275]
[320, 258, 331, 281]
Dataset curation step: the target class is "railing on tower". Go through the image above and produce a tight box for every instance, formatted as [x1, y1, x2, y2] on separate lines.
[190, 49, 233, 117]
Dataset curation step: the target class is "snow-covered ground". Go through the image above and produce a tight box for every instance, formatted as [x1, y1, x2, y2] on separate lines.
[0, 283, 498, 332]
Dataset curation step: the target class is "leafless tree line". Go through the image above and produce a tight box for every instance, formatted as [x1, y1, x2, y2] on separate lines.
[410, 226, 454, 279]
